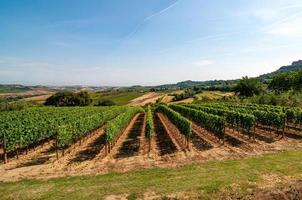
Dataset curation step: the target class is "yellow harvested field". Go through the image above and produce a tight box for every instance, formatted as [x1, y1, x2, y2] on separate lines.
[172, 97, 195, 104]
[25, 94, 52, 102]
[196, 91, 234, 100]
[128, 92, 165, 105]
[161, 95, 174, 103]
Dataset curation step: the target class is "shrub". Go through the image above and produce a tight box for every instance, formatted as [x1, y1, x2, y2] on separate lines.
[96, 100, 116, 106]
[45, 91, 92, 106]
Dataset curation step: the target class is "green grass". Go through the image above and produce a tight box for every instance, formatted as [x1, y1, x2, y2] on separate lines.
[91, 91, 145, 105]
[1, 150, 302, 199]
[0, 86, 30, 94]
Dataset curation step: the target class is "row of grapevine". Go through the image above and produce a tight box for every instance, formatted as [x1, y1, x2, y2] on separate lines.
[156, 105, 192, 139]
[169, 104, 225, 140]
[185, 104, 255, 136]
[55, 107, 127, 149]
[218, 103, 302, 125]
[195, 103, 286, 131]
[104, 106, 144, 153]
[145, 106, 154, 140]
[0, 106, 127, 163]
[244, 103, 302, 125]
[145, 105, 154, 152]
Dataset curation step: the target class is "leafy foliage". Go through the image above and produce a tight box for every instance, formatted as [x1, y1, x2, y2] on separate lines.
[172, 90, 195, 101]
[0, 106, 126, 151]
[233, 76, 263, 97]
[145, 106, 154, 139]
[268, 72, 294, 92]
[95, 100, 116, 106]
[45, 91, 92, 106]
[194, 103, 289, 130]
[169, 104, 225, 139]
[105, 107, 144, 143]
[186, 104, 255, 134]
[156, 105, 192, 138]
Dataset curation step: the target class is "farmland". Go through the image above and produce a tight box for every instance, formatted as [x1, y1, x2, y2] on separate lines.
[1, 101, 302, 199]
[91, 91, 146, 105]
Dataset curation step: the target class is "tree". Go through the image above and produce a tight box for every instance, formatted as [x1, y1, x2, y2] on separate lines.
[293, 70, 302, 91]
[76, 91, 92, 106]
[233, 76, 263, 97]
[95, 100, 116, 106]
[268, 72, 294, 92]
[45, 91, 92, 106]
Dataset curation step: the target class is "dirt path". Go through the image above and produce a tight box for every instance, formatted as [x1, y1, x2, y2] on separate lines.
[114, 113, 145, 159]
[138, 113, 147, 155]
[54, 127, 106, 170]
[192, 123, 223, 148]
[153, 113, 178, 156]
[106, 113, 140, 159]
[0, 126, 106, 181]
[157, 113, 187, 152]
[1, 140, 55, 170]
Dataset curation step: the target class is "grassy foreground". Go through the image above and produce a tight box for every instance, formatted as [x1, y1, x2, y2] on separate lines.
[1, 150, 302, 199]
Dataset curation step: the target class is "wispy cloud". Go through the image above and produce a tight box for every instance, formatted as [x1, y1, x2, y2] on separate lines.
[144, 0, 180, 21]
[122, 0, 181, 41]
[240, 2, 302, 37]
[263, 12, 302, 37]
[265, 20, 302, 37]
[156, 32, 235, 54]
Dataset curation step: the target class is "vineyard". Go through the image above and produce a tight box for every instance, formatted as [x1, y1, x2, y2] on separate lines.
[0, 102, 302, 181]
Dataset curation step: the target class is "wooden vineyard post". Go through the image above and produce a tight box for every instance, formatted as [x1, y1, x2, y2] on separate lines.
[187, 137, 190, 150]
[55, 136, 59, 160]
[253, 125, 256, 141]
[105, 142, 108, 156]
[148, 139, 151, 154]
[222, 127, 225, 145]
[3, 133, 7, 164]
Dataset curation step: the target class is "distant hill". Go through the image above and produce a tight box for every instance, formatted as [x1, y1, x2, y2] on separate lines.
[154, 79, 238, 89]
[259, 60, 302, 81]
[0, 84, 31, 93]
[1, 60, 301, 92]
[154, 60, 302, 89]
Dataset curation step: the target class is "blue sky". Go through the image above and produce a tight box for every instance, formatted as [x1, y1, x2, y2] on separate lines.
[1, 0, 302, 86]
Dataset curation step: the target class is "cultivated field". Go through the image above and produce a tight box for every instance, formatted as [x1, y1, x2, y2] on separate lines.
[92, 91, 145, 105]
[0, 102, 302, 199]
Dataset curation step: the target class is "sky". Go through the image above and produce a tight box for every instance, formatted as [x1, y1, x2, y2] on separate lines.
[1, 0, 302, 86]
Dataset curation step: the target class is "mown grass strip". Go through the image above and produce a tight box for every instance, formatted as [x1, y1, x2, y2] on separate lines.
[1, 150, 302, 199]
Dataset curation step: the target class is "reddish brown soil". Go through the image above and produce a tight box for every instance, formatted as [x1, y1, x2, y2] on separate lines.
[1, 140, 55, 170]
[1, 114, 302, 182]
[153, 113, 178, 156]
[114, 113, 145, 159]
[157, 113, 188, 152]
[138, 113, 147, 155]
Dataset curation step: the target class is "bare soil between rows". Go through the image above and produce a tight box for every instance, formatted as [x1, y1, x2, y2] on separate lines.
[1, 113, 302, 182]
